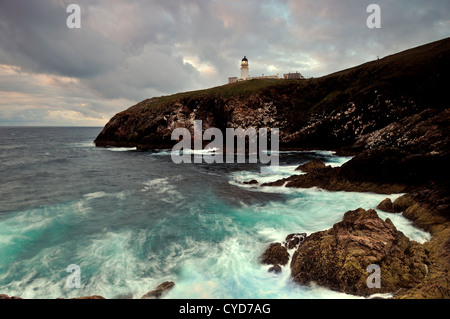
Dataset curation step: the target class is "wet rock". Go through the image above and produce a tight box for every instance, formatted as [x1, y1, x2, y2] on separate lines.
[261, 243, 289, 266]
[243, 179, 258, 185]
[377, 198, 395, 213]
[0, 294, 23, 299]
[295, 159, 327, 173]
[284, 233, 307, 250]
[72, 295, 105, 299]
[377, 195, 415, 213]
[392, 194, 414, 212]
[141, 281, 175, 299]
[268, 265, 282, 274]
[263, 148, 421, 194]
[290, 208, 429, 296]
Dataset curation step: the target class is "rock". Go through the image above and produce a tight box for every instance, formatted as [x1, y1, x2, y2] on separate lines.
[141, 281, 175, 299]
[71, 295, 105, 299]
[263, 147, 430, 194]
[261, 243, 289, 266]
[284, 233, 306, 250]
[377, 198, 395, 213]
[268, 265, 282, 274]
[290, 208, 430, 296]
[392, 194, 414, 212]
[0, 294, 23, 299]
[377, 195, 415, 213]
[243, 179, 258, 185]
[295, 159, 327, 173]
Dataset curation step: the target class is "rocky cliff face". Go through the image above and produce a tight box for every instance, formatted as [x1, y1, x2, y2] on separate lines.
[95, 38, 450, 152]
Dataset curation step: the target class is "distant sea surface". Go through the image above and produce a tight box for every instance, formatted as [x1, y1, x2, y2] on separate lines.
[0, 127, 430, 299]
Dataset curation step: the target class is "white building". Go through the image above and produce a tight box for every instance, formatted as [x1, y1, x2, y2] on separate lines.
[228, 56, 303, 84]
[240, 56, 249, 80]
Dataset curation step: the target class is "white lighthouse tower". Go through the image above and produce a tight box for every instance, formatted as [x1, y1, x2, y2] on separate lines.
[240, 56, 249, 80]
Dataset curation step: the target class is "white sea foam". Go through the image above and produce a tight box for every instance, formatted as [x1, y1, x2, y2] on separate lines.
[141, 176, 184, 203]
[83, 191, 127, 200]
[71, 141, 95, 148]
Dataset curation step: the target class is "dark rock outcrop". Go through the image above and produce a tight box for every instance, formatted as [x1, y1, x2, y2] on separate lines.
[284, 233, 307, 250]
[262, 149, 410, 194]
[290, 208, 429, 296]
[377, 198, 395, 213]
[141, 281, 175, 299]
[261, 243, 290, 266]
[0, 294, 22, 299]
[71, 295, 105, 299]
[295, 159, 328, 173]
[243, 179, 258, 185]
[392, 194, 415, 213]
[377, 195, 415, 213]
[268, 265, 282, 274]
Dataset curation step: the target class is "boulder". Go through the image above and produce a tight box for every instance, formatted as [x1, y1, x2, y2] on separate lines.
[141, 281, 175, 299]
[260, 243, 289, 266]
[295, 159, 327, 173]
[290, 208, 429, 296]
[268, 265, 282, 274]
[392, 194, 414, 212]
[377, 198, 395, 213]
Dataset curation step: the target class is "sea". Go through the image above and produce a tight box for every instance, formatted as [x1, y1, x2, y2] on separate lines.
[0, 127, 431, 299]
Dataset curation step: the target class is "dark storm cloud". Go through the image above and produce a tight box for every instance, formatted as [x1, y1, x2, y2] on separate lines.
[0, 0, 124, 79]
[0, 0, 449, 125]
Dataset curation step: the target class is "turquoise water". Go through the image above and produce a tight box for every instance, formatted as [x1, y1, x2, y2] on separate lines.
[0, 127, 430, 299]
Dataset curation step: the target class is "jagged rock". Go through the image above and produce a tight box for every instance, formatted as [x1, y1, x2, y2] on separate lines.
[392, 194, 414, 212]
[263, 145, 449, 194]
[295, 159, 327, 173]
[377, 198, 395, 213]
[243, 179, 258, 185]
[377, 195, 415, 213]
[284, 233, 306, 250]
[141, 281, 175, 299]
[261, 243, 289, 266]
[268, 265, 282, 274]
[290, 208, 429, 296]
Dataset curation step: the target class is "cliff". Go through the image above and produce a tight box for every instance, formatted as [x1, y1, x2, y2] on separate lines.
[94, 38, 450, 152]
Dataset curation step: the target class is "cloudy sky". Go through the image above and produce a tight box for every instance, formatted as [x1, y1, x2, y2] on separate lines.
[0, 0, 448, 126]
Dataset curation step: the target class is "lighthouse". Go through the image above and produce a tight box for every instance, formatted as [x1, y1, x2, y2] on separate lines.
[240, 56, 249, 80]
[229, 55, 295, 83]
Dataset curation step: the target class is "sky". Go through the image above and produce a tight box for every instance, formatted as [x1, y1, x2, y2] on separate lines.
[0, 0, 449, 126]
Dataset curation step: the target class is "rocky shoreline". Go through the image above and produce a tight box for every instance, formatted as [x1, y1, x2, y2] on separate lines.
[260, 190, 449, 298]
[258, 147, 450, 298]
[0, 281, 176, 300]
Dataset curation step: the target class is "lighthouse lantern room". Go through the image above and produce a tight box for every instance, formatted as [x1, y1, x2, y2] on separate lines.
[240, 56, 249, 80]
